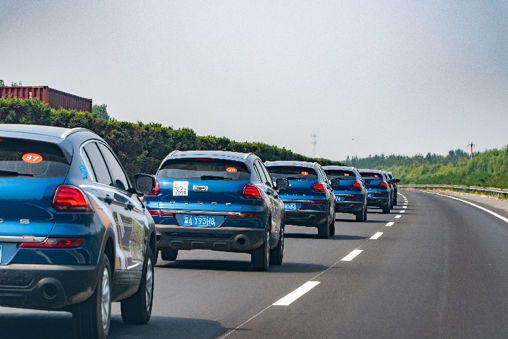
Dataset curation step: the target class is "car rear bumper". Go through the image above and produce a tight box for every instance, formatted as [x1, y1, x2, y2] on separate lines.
[367, 197, 390, 207]
[0, 264, 99, 311]
[335, 201, 364, 213]
[156, 225, 266, 252]
[284, 210, 328, 227]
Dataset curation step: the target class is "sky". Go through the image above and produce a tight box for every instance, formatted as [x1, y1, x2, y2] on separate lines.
[1, 1, 507, 162]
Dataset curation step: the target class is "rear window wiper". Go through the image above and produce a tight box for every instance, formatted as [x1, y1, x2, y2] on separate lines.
[200, 175, 232, 180]
[0, 170, 34, 177]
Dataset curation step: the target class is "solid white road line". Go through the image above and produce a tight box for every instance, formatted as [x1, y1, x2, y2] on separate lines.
[273, 281, 321, 306]
[395, 215, 401, 218]
[370, 232, 383, 239]
[341, 249, 363, 261]
[434, 193, 508, 224]
[386, 221, 394, 227]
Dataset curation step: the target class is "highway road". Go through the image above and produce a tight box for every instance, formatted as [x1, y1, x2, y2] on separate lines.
[1, 190, 508, 339]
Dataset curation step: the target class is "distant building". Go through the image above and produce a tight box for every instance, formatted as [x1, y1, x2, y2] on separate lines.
[0, 86, 92, 112]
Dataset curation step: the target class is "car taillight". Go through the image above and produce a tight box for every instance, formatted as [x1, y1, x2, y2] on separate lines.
[52, 185, 92, 213]
[313, 183, 325, 192]
[243, 184, 261, 199]
[225, 213, 259, 219]
[145, 180, 160, 196]
[148, 209, 174, 216]
[302, 200, 324, 205]
[352, 181, 362, 188]
[19, 238, 85, 248]
[380, 181, 388, 188]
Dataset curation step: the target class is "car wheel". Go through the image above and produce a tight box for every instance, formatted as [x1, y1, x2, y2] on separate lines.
[318, 219, 330, 239]
[160, 248, 178, 261]
[252, 229, 270, 271]
[364, 207, 368, 221]
[329, 219, 335, 236]
[355, 206, 366, 222]
[394, 196, 398, 205]
[382, 203, 390, 214]
[121, 246, 155, 324]
[72, 254, 111, 339]
[269, 228, 284, 265]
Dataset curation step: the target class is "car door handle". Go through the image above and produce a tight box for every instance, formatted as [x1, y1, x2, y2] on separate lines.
[104, 195, 113, 205]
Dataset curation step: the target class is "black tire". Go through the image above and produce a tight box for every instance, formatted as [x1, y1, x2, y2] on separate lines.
[318, 219, 330, 239]
[364, 207, 368, 221]
[355, 206, 366, 222]
[252, 230, 270, 271]
[160, 248, 178, 261]
[382, 203, 390, 214]
[329, 220, 335, 237]
[72, 254, 111, 339]
[394, 195, 398, 205]
[121, 246, 155, 324]
[269, 228, 284, 265]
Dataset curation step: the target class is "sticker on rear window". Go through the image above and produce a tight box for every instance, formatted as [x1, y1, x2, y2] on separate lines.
[173, 181, 189, 196]
[226, 167, 237, 173]
[344, 173, 350, 176]
[301, 171, 309, 176]
[22, 153, 43, 164]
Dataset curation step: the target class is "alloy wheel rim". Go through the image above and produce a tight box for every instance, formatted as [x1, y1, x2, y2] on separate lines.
[145, 257, 153, 311]
[101, 267, 111, 330]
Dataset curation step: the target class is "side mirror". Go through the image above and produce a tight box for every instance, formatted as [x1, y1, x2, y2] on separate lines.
[134, 173, 156, 194]
[395, 179, 400, 183]
[275, 178, 289, 190]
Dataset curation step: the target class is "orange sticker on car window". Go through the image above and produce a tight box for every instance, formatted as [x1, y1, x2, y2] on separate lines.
[22, 153, 43, 164]
[344, 173, 350, 176]
[226, 167, 237, 173]
[301, 171, 309, 176]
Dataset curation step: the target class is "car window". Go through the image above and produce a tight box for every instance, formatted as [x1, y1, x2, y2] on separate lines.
[267, 166, 318, 181]
[83, 142, 112, 186]
[325, 169, 356, 180]
[158, 158, 250, 181]
[0, 138, 70, 178]
[359, 172, 383, 180]
[97, 143, 130, 191]
[255, 161, 273, 187]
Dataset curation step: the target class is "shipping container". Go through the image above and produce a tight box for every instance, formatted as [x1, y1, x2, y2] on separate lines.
[0, 86, 92, 112]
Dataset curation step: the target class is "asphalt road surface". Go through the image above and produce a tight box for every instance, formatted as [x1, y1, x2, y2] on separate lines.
[1, 190, 508, 339]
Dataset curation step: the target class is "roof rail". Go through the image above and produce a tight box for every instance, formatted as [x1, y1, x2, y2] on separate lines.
[60, 127, 90, 139]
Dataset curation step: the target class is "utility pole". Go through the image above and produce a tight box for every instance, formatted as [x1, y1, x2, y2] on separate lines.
[467, 141, 475, 159]
[311, 133, 317, 158]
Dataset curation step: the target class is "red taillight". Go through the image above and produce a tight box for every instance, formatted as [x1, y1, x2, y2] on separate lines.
[20, 238, 85, 248]
[313, 183, 325, 192]
[302, 200, 324, 205]
[352, 181, 362, 188]
[225, 213, 259, 219]
[52, 185, 92, 213]
[148, 209, 174, 216]
[145, 180, 160, 196]
[380, 181, 388, 188]
[243, 184, 261, 199]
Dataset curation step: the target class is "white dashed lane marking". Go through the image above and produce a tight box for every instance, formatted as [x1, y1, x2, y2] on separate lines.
[395, 215, 401, 218]
[341, 249, 363, 261]
[370, 232, 383, 239]
[400, 210, 405, 213]
[273, 281, 321, 306]
[386, 222, 394, 227]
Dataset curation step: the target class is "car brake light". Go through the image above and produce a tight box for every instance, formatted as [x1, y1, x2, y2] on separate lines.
[148, 209, 174, 216]
[313, 183, 325, 192]
[52, 185, 92, 212]
[19, 238, 85, 248]
[243, 184, 261, 199]
[225, 213, 259, 219]
[380, 181, 388, 188]
[145, 180, 160, 196]
[302, 200, 324, 205]
[352, 181, 362, 188]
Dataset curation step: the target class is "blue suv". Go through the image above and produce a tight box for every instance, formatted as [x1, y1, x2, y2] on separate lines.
[359, 169, 392, 214]
[323, 166, 368, 222]
[143, 151, 287, 271]
[0, 124, 156, 339]
[265, 161, 336, 238]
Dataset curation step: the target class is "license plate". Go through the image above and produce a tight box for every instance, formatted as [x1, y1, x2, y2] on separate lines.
[183, 215, 216, 227]
[284, 203, 297, 210]
[368, 193, 374, 198]
[335, 196, 345, 202]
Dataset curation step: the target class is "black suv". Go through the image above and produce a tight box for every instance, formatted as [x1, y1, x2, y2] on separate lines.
[0, 124, 156, 339]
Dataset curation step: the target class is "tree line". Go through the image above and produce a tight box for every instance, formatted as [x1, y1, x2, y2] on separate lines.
[0, 98, 344, 177]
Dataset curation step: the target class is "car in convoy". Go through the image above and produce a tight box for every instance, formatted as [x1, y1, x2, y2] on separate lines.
[265, 161, 336, 238]
[385, 171, 400, 205]
[322, 166, 368, 222]
[143, 151, 287, 271]
[358, 169, 393, 214]
[0, 124, 157, 339]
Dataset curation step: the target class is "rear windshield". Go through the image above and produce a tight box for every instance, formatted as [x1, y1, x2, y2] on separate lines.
[158, 158, 251, 181]
[324, 170, 356, 180]
[359, 172, 384, 180]
[0, 138, 70, 178]
[266, 166, 318, 181]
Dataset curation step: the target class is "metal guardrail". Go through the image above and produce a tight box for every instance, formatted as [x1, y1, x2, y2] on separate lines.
[399, 184, 508, 198]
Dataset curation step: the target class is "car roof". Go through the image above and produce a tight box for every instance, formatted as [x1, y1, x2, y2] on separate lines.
[164, 150, 254, 162]
[322, 165, 356, 171]
[358, 169, 383, 173]
[0, 124, 91, 140]
[265, 160, 319, 168]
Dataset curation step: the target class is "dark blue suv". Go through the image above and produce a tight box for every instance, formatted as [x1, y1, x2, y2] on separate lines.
[143, 151, 287, 271]
[0, 124, 156, 339]
[359, 169, 392, 214]
[323, 166, 368, 222]
[265, 161, 336, 238]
